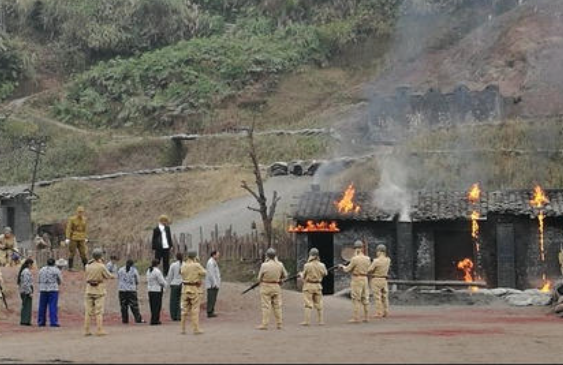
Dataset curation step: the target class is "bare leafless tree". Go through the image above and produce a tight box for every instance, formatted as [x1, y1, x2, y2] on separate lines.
[240, 123, 281, 248]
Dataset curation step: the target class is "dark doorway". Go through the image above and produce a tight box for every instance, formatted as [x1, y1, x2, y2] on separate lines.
[7, 207, 15, 231]
[307, 233, 335, 295]
[434, 229, 474, 281]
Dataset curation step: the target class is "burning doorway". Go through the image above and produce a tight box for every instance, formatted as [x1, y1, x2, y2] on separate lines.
[307, 233, 335, 295]
[434, 229, 474, 281]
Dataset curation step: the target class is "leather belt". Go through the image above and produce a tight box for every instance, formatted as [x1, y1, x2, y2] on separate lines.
[306, 280, 322, 284]
[353, 274, 368, 277]
[183, 282, 201, 287]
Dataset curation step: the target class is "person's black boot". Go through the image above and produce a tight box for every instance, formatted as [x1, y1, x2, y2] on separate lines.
[82, 258, 88, 270]
[68, 258, 74, 271]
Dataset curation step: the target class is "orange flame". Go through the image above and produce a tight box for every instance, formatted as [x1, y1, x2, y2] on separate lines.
[288, 220, 340, 233]
[538, 212, 546, 261]
[471, 211, 480, 241]
[335, 183, 361, 214]
[457, 258, 474, 282]
[468, 183, 481, 204]
[530, 185, 549, 208]
[540, 274, 551, 293]
[530, 185, 549, 262]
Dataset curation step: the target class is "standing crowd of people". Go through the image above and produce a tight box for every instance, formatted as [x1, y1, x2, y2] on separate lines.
[0, 206, 392, 336]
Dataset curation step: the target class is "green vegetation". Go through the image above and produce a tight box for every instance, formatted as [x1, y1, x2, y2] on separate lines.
[50, 0, 399, 131]
[0, 117, 177, 185]
[0, 33, 27, 100]
[1, 0, 222, 70]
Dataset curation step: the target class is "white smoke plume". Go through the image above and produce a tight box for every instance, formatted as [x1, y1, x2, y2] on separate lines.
[373, 156, 411, 222]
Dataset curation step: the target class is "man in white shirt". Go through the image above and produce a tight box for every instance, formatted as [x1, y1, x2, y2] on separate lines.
[151, 215, 173, 276]
[166, 252, 184, 321]
[205, 251, 221, 318]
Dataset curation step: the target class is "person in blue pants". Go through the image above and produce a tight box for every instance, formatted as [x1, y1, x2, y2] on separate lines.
[38, 258, 62, 327]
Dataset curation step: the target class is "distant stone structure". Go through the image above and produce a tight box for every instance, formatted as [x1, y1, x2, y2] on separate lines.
[366, 84, 521, 143]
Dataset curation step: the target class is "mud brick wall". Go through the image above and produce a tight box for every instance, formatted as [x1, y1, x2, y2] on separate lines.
[0, 196, 32, 246]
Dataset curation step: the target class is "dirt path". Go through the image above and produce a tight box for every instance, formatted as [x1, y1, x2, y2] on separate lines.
[0, 283, 560, 364]
[170, 176, 314, 243]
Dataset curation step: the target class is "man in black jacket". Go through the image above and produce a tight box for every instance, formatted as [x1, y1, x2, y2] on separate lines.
[152, 215, 173, 276]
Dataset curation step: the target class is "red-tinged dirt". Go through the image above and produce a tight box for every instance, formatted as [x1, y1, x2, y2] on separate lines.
[0, 266, 562, 364]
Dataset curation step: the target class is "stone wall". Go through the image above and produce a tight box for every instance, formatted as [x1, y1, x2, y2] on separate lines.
[366, 84, 520, 143]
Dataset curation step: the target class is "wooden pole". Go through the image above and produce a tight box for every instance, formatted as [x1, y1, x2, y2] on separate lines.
[388, 279, 487, 288]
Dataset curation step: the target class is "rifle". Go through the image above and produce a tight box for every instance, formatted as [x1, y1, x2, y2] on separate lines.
[241, 263, 347, 295]
[0, 284, 8, 310]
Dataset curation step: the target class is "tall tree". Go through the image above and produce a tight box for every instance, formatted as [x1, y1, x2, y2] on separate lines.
[240, 122, 281, 248]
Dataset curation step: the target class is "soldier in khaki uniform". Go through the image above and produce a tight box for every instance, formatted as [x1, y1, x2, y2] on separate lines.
[339, 240, 371, 323]
[368, 244, 391, 318]
[84, 248, 114, 336]
[299, 248, 327, 326]
[257, 248, 288, 330]
[0, 227, 18, 267]
[180, 250, 206, 335]
[66, 206, 89, 271]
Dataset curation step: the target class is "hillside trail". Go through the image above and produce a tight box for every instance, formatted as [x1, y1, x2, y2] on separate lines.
[171, 175, 314, 245]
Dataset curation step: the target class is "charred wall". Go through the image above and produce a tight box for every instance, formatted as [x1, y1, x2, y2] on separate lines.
[293, 212, 562, 292]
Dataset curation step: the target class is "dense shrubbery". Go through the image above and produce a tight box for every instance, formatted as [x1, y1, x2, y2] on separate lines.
[1, 0, 223, 68]
[0, 33, 25, 100]
[53, 0, 400, 130]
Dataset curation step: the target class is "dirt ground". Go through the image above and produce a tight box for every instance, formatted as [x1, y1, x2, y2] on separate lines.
[0, 267, 561, 364]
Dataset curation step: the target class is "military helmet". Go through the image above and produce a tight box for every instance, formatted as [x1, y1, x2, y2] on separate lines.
[266, 247, 277, 259]
[187, 250, 197, 258]
[376, 244, 387, 253]
[354, 240, 364, 249]
[3, 226, 12, 234]
[77, 206, 85, 213]
[309, 248, 319, 257]
[92, 248, 103, 260]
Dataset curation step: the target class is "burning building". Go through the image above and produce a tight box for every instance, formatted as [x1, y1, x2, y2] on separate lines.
[291, 186, 563, 294]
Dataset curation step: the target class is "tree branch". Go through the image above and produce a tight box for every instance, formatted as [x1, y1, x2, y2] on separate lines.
[268, 190, 282, 221]
[247, 206, 262, 213]
[241, 180, 260, 201]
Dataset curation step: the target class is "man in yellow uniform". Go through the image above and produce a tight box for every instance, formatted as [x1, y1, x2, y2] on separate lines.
[84, 248, 114, 336]
[300, 248, 327, 326]
[0, 227, 18, 267]
[257, 248, 288, 330]
[66, 206, 89, 271]
[368, 244, 391, 318]
[180, 250, 206, 335]
[339, 240, 371, 323]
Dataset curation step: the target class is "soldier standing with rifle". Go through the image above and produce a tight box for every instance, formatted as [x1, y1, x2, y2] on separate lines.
[256, 248, 288, 330]
[299, 248, 327, 326]
[180, 250, 206, 335]
[0, 227, 19, 267]
[339, 240, 371, 323]
[66, 206, 89, 271]
[84, 248, 114, 336]
[368, 244, 391, 318]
